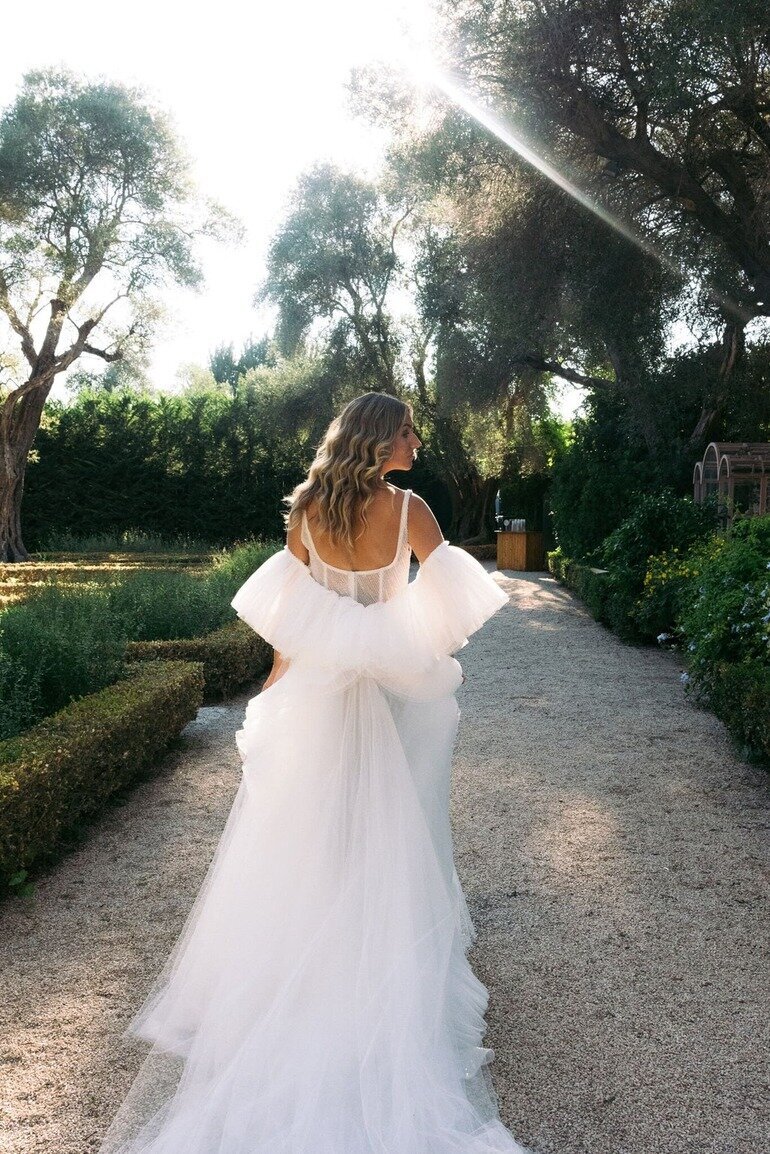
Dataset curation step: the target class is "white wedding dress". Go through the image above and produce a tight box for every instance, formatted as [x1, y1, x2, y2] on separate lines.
[98, 489, 532, 1154]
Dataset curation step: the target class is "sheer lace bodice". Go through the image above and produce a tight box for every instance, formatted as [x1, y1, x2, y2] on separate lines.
[301, 488, 412, 605]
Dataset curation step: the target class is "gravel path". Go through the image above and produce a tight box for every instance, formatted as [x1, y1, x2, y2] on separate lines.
[0, 566, 767, 1154]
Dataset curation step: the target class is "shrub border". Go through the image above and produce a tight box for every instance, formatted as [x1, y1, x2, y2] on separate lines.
[0, 659, 204, 893]
[125, 619, 272, 701]
[547, 548, 769, 768]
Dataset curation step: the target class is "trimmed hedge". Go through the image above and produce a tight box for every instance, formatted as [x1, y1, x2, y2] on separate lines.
[126, 620, 272, 701]
[548, 549, 613, 625]
[0, 659, 204, 893]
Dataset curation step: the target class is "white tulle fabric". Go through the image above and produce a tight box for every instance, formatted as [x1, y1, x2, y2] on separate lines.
[97, 518, 532, 1154]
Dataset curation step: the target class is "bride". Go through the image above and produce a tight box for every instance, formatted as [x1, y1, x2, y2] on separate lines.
[98, 392, 532, 1153]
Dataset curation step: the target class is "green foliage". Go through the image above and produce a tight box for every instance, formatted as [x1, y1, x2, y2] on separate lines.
[34, 528, 213, 555]
[547, 549, 612, 620]
[548, 393, 661, 560]
[632, 547, 702, 639]
[0, 660, 203, 893]
[598, 488, 719, 577]
[546, 546, 568, 582]
[552, 513, 770, 764]
[678, 516, 770, 699]
[440, 0, 770, 320]
[595, 488, 720, 640]
[706, 660, 770, 765]
[24, 373, 324, 549]
[0, 538, 279, 740]
[106, 570, 226, 642]
[0, 67, 203, 292]
[261, 164, 403, 391]
[126, 620, 272, 701]
[0, 585, 129, 739]
[209, 337, 276, 391]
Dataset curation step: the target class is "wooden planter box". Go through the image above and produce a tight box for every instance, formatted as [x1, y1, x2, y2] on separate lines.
[496, 530, 545, 572]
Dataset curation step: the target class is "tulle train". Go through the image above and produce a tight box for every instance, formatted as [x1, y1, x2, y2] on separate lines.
[97, 544, 532, 1153]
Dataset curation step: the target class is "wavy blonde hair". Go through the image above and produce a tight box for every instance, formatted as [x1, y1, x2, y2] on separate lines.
[283, 392, 412, 551]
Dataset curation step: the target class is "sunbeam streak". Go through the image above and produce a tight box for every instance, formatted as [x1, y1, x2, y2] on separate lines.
[416, 66, 751, 324]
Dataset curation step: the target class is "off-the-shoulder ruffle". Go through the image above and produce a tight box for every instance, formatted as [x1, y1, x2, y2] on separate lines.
[230, 541, 508, 691]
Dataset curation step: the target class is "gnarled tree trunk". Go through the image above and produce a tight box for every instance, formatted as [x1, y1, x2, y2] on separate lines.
[0, 380, 52, 562]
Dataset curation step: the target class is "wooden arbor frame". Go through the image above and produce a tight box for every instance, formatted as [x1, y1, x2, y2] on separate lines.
[693, 442, 770, 522]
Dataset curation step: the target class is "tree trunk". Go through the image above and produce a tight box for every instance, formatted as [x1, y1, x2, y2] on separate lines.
[0, 380, 52, 562]
[687, 319, 746, 448]
[454, 473, 499, 541]
[411, 351, 498, 540]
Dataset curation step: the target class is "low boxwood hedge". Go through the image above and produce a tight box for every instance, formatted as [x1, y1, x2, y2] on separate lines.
[459, 543, 497, 561]
[0, 659, 203, 894]
[125, 620, 272, 701]
[548, 549, 613, 626]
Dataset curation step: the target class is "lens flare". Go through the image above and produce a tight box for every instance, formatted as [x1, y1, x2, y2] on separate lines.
[403, 59, 750, 324]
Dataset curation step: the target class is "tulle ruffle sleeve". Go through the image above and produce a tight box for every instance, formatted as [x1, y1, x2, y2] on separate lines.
[230, 541, 508, 698]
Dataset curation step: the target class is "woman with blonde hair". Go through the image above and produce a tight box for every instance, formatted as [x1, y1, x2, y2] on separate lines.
[99, 392, 529, 1154]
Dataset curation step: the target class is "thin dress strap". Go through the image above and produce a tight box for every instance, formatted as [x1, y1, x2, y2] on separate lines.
[302, 491, 410, 572]
[398, 489, 411, 551]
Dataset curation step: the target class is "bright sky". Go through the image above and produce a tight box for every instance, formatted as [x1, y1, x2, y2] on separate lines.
[2, 0, 583, 420]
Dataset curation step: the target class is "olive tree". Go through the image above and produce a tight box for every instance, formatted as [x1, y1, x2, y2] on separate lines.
[0, 68, 235, 560]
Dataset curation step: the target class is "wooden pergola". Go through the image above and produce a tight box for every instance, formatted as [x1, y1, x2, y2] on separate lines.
[693, 442, 770, 521]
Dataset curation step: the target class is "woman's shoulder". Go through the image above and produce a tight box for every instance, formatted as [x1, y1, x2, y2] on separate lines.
[405, 492, 443, 563]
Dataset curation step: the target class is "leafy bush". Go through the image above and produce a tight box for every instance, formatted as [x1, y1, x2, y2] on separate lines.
[632, 530, 733, 640]
[596, 488, 719, 640]
[0, 539, 279, 740]
[206, 539, 281, 600]
[548, 392, 662, 560]
[0, 585, 128, 740]
[706, 660, 770, 763]
[678, 516, 770, 701]
[35, 527, 214, 555]
[598, 487, 719, 575]
[105, 568, 227, 641]
[549, 514, 770, 765]
[126, 620, 272, 700]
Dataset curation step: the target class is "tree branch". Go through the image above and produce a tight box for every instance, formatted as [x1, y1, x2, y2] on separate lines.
[82, 343, 122, 363]
[512, 353, 616, 390]
[606, 1, 649, 141]
[0, 272, 38, 368]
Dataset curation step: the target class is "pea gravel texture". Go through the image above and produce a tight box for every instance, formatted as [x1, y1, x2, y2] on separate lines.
[0, 566, 767, 1154]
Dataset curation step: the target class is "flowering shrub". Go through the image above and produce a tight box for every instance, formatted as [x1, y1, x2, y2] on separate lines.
[597, 488, 719, 641]
[597, 488, 719, 578]
[633, 534, 726, 639]
[678, 516, 770, 702]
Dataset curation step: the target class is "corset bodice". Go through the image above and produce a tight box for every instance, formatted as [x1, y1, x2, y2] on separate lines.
[301, 489, 412, 606]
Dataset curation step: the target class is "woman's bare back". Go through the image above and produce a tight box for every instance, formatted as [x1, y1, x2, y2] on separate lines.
[305, 485, 409, 572]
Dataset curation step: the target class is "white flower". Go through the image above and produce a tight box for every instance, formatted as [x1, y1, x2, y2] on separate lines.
[657, 632, 673, 643]
[680, 671, 690, 685]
